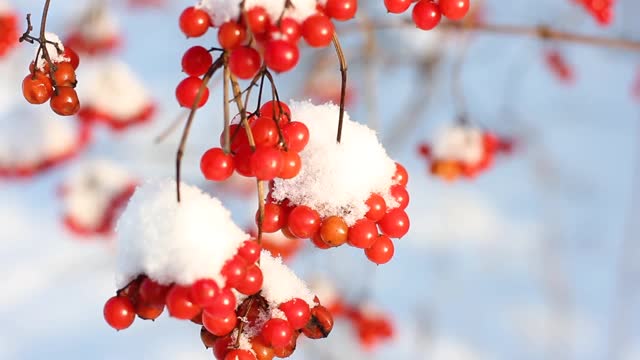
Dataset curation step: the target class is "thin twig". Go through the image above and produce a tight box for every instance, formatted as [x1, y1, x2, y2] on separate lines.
[154, 110, 189, 144]
[223, 58, 231, 154]
[332, 32, 348, 143]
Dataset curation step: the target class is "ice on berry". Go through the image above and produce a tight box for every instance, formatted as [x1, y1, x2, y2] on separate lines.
[34, 32, 69, 70]
[259, 250, 315, 308]
[270, 100, 400, 226]
[115, 179, 249, 288]
[61, 159, 136, 235]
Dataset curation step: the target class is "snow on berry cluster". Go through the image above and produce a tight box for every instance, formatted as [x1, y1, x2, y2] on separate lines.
[175, 0, 357, 94]
[0, 1, 19, 58]
[418, 125, 512, 181]
[77, 60, 155, 130]
[65, 4, 121, 56]
[262, 101, 410, 265]
[104, 180, 334, 360]
[385, 0, 470, 31]
[0, 107, 90, 178]
[573, 0, 614, 26]
[200, 100, 309, 182]
[22, 33, 82, 116]
[59, 160, 137, 237]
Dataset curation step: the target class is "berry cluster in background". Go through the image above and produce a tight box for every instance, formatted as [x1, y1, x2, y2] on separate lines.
[385, 0, 470, 30]
[573, 0, 614, 25]
[0, 4, 18, 57]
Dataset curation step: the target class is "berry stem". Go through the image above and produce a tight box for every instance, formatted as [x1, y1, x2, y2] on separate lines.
[452, 34, 471, 121]
[223, 59, 231, 154]
[332, 32, 348, 143]
[262, 70, 289, 148]
[175, 55, 225, 202]
[154, 110, 189, 144]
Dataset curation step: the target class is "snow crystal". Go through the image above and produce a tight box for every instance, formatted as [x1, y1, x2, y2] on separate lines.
[34, 32, 69, 70]
[80, 60, 152, 121]
[0, 107, 78, 168]
[271, 100, 399, 226]
[115, 179, 249, 288]
[432, 125, 484, 164]
[259, 250, 315, 307]
[196, 0, 321, 27]
[63, 160, 134, 230]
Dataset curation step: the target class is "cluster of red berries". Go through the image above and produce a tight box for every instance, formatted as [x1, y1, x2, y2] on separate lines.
[200, 101, 309, 182]
[385, 0, 470, 31]
[21, 46, 81, 116]
[574, 0, 614, 25]
[418, 131, 512, 181]
[103, 240, 334, 360]
[344, 306, 394, 350]
[262, 163, 410, 265]
[0, 10, 19, 57]
[177, 1, 356, 81]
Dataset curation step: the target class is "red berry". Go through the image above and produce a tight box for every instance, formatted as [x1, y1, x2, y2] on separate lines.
[234, 146, 255, 177]
[277, 18, 302, 43]
[176, 76, 209, 108]
[229, 46, 262, 79]
[264, 40, 300, 73]
[135, 302, 164, 320]
[347, 219, 378, 249]
[218, 21, 246, 50]
[384, 0, 412, 13]
[412, 0, 442, 31]
[261, 318, 294, 348]
[104, 296, 135, 330]
[191, 279, 220, 307]
[238, 240, 261, 264]
[182, 46, 213, 76]
[50, 87, 80, 116]
[312, 232, 333, 249]
[378, 209, 410, 238]
[224, 349, 256, 360]
[260, 203, 287, 233]
[63, 46, 80, 70]
[236, 264, 263, 295]
[287, 205, 321, 239]
[325, 0, 358, 21]
[207, 288, 237, 317]
[282, 122, 309, 152]
[22, 73, 53, 105]
[319, 216, 349, 247]
[260, 101, 291, 126]
[138, 278, 170, 306]
[251, 336, 275, 360]
[250, 147, 284, 180]
[201, 148, 235, 181]
[279, 298, 311, 330]
[390, 185, 409, 210]
[439, 0, 470, 20]
[203, 310, 237, 336]
[213, 336, 232, 359]
[166, 285, 201, 319]
[222, 256, 248, 288]
[251, 116, 280, 147]
[279, 151, 301, 179]
[179, 7, 211, 38]
[392, 162, 409, 187]
[302, 14, 334, 47]
[365, 194, 387, 222]
[365, 235, 395, 264]
[52, 62, 77, 87]
[246, 7, 270, 34]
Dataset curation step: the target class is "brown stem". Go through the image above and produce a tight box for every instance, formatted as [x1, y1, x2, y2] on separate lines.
[452, 34, 472, 122]
[262, 70, 288, 148]
[332, 32, 348, 143]
[223, 58, 231, 154]
[175, 56, 225, 202]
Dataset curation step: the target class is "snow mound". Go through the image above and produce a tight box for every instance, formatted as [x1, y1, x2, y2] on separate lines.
[432, 125, 484, 164]
[115, 179, 248, 288]
[34, 32, 69, 70]
[260, 250, 315, 307]
[271, 100, 399, 225]
[196, 0, 325, 26]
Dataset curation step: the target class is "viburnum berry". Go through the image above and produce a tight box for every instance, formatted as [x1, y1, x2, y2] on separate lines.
[378, 209, 410, 238]
[64, 47, 80, 70]
[287, 205, 321, 239]
[365, 194, 387, 222]
[260, 101, 291, 126]
[279, 298, 311, 330]
[412, 0, 442, 31]
[250, 147, 284, 180]
[312, 232, 333, 249]
[246, 6, 270, 34]
[264, 40, 300, 73]
[201, 148, 235, 181]
[302, 305, 334, 339]
[365, 235, 395, 264]
[261, 318, 294, 348]
[166, 285, 201, 320]
[384, 0, 413, 13]
[52, 62, 77, 87]
[213, 335, 233, 359]
[277, 18, 302, 43]
[176, 76, 209, 108]
[279, 151, 302, 179]
[201, 327, 219, 349]
[138, 278, 170, 306]
[236, 264, 263, 295]
[319, 216, 349, 247]
[221, 256, 248, 288]
[251, 336, 276, 360]
[22, 73, 53, 105]
[251, 117, 280, 147]
[224, 349, 256, 360]
[229, 46, 262, 80]
[302, 14, 335, 47]
[282, 122, 309, 152]
[392, 162, 409, 187]
[347, 219, 378, 249]
[207, 288, 237, 317]
[325, 0, 358, 21]
[260, 202, 288, 233]
[439, 0, 470, 20]
[191, 279, 220, 307]
[104, 296, 136, 330]
[203, 310, 238, 336]
[234, 146, 255, 177]
[135, 303, 164, 321]
[238, 240, 261, 264]
[179, 7, 211, 38]
[50, 87, 80, 116]
[182, 46, 213, 77]
[390, 185, 410, 210]
[218, 21, 247, 50]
